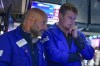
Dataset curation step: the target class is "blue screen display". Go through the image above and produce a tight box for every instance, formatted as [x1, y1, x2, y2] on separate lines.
[31, 1, 61, 24]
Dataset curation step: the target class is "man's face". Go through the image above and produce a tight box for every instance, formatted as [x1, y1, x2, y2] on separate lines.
[60, 10, 77, 31]
[30, 17, 47, 37]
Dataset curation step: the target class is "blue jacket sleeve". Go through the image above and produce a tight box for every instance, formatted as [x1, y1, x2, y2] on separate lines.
[0, 35, 11, 65]
[42, 30, 79, 63]
[0, 62, 9, 66]
[74, 32, 95, 60]
[42, 31, 68, 63]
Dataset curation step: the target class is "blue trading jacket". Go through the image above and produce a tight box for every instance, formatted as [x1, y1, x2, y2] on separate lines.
[42, 24, 94, 66]
[0, 26, 46, 66]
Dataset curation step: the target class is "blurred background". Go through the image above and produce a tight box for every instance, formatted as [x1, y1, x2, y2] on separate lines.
[0, 0, 100, 66]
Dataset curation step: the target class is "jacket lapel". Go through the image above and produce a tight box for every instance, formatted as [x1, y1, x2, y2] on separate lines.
[15, 26, 32, 66]
[53, 24, 69, 51]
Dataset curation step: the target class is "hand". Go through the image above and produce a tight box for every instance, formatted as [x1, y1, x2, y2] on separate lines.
[69, 26, 78, 38]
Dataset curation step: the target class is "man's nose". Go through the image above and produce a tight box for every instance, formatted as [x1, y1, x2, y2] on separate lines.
[71, 19, 75, 25]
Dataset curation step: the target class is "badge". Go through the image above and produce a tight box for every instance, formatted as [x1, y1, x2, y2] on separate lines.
[0, 50, 3, 56]
[41, 36, 49, 43]
[16, 39, 27, 47]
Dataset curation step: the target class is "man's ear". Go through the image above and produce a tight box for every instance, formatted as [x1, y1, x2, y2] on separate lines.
[59, 13, 63, 19]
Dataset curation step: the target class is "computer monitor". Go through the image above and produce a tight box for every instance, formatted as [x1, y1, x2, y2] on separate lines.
[31, 1, 61, 25]
[88, 35, 100, 48]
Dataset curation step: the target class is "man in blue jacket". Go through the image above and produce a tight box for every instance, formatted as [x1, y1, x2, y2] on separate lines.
[42, 3, 94, 66]
[0, 8, 47, 66]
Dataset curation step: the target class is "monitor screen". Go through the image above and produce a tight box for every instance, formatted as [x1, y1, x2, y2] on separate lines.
[8, 16, 14, 31]
[90, 39, 100, 48]
[31, 1, 61, 25]
[88, 35, 100, 48]
[0, 0, 4, 12]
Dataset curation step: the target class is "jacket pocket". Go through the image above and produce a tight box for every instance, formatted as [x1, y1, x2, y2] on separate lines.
[12, 55, 27, 66]
[56, 41, 66, 51]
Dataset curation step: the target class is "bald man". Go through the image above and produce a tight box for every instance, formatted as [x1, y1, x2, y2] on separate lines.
[0, 8, 47, 66]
